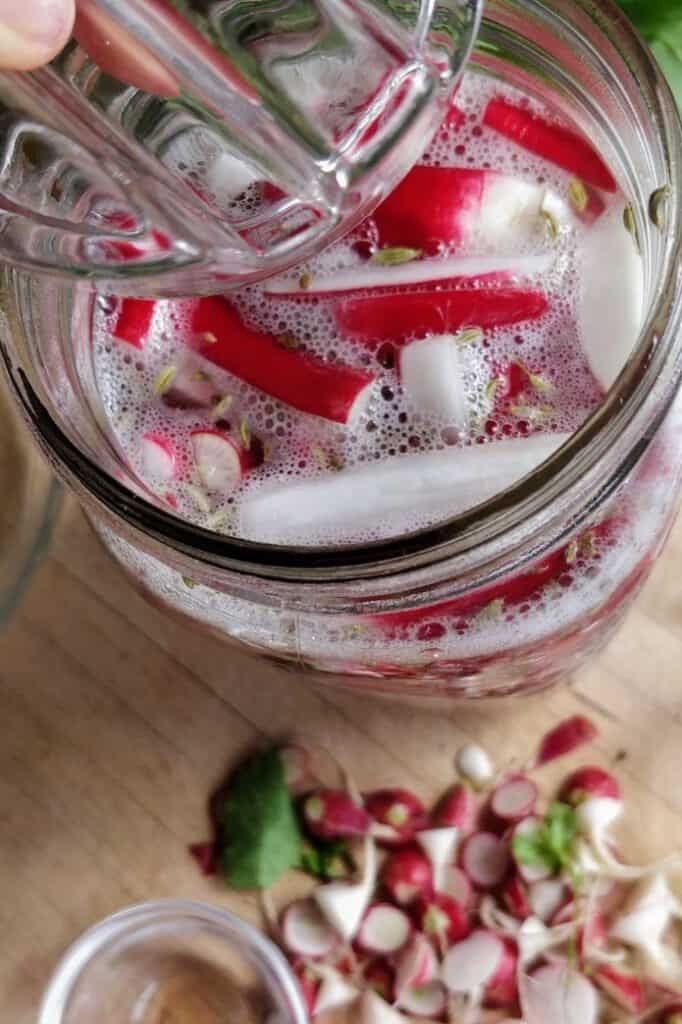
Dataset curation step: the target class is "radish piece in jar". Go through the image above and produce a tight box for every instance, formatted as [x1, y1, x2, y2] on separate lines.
[400, 334, 468, 428]
[191, 430, 249, 495]
[140, 433, 177, 482]
[112, 298, 157, 348]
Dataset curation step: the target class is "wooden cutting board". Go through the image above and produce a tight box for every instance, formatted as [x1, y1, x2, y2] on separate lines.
[2, 497, 682, 1022]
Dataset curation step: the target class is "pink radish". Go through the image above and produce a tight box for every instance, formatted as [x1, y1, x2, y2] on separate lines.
[359, 990, 405, 1024]
[314, 837, 377, 942]
[442, 929, 506, 995]
[292, 962, 319, 1018]
[416, 828, 460, 892]
[264, 252, 550, 297]
[482, 97, 617, 192]
[491, 776, 538, 824]
[578, 204, 644, 391]
[527, 880, 568, 923]
[432, 784, 479, 833]
[357, 903, 412, 956]
[303, 790, 371, 840]
[532, 715, 599, 768]
[397, 980, 447, 1018]
[140, 433, 176, 482]
[511, 817, 552, 883]
[395, 932, 439, 995]
[560, 766, 621, 805]
[187, 841, 218, 877]
[279, 744, 312, 790]
[456, 743, 495, 788]
[112, 298, 157, 348]
[502, 875, 530, 920]
[371, 166, 570, 251]
[521, 963, 598, 1024]
[238, 432, 570, 544]
[182, 296, 376, 425]
[485, 937, 519, 1009]
[382, 846, 433, 906]
[441, 865, 473, 907]
[663, 1005, 682, 1024]
[461, 832, 511, 889]
[281, 899, 339, 959]
[399, 334, 467, 428]
[191, 430, 248, 495]
[415, 893, 470, 945]
[364, 789, 427, 846]
[593, 965, 645, 1014]
[551, 899, 577, 927]
[363, 959, 396, 1003]
[312, 964, 360, 1016]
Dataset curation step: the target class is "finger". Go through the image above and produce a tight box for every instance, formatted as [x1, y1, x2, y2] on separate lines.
[0, 0, 75, 70]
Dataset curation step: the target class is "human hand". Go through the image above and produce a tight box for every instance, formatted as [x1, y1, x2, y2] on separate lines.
[0, 0, 75, 70]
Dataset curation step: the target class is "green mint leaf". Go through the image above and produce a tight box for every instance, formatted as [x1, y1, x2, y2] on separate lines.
[511, 830, 557, 872]
[299, 837, 352, 881]
[221, 748, 301, 890]
[616, 1, 682, 108]
[545, 802, 578, 867]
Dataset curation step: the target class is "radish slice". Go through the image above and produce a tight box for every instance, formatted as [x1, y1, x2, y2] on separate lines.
[265, 252, 553, 296]
[357, 904, 412, 955]
[400, 335, 467, 428]
[191, 430, 244, 494]
[502, 875, 530, 920]
[397, 980, 447, 1018]
[485, 937, 518, 1008]
[417, 892, 470, 946]
[360, 990, 406, 1024]
[483, 97, 617, 193]
[578, 206, 644, 391]
[528, 880, 568, 923]
[396, 932, 439, 996]
[238, 432, 570, 545]
[491, 776, 538, 823]
[416, 828, 460, 891]
[382, 846, 433, 907]
[161, 354, 221, 411]
[314, 836, 376, 942]
[281, 899, 339, 959]
[312, 964, 360, 1016]
[441, 929, 505, 994]
[432, 785, 479, 834]
[441, 865, 474, 907]
[533, 715, 599, 768]
[303, 789, 371, 840]
[520, 963, 598, 1024]
[371, 166, 570, 251]
[364, 788, 426, 847]
[593, 965, 645, 1014]
[511, 817, 552, 884]
[113, 298, 157, 348]
[461, 832, 511, 889]
[140, 433, 176, 482]
[560, 766, 621, 805]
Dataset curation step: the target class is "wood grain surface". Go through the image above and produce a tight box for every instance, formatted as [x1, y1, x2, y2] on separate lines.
[2, 497, 682, 1022]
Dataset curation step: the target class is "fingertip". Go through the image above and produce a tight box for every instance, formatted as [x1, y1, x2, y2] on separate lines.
[0, 0, 75, 71]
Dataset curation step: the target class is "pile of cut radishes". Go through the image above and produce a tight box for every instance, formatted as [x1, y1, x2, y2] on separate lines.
[216, 717, 682, 1024]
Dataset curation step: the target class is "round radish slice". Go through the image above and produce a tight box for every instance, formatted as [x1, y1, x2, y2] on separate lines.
[512, 817, 552, 883]
[522, 964, 598, 1024]
[281, 899, 339, 959]
[441, 865, 473, 907]
[528, 880, 568, 923]
[461, 832, 511, 889]
[357, 903, 412, 955]
[398, 980, 447, 1018]
[442, 930, 505, 994]
[191, 430, 243, 494]
[492, 776, 538, 823]
[395, 933, 439, 996]
[140, 433, 176, 481]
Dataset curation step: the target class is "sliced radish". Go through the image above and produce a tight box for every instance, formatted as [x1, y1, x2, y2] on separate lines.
[336, 287, 549, 345]
[314, 837, 377, 942]
[364, 789, 427, 847]
[382, 846, 433, 907]
[312, 964, 360, 1016]
[502, 875, 530, 920]
[265, 252, 551, 297]
[185, 296, 375, 425]
[191, 430, 245, 495]
[400, 334, 467, 428]
[610, 873, 680, 949]
[397, 980, 447, 1018]
[485, 937, 518, 1009]
[140, 433, 177, 482]
[593, 965, 645, 1014]
[279, 744, 312, 790]
[303, 790, 371, 840]
[560, 766, 621, 805]
[395, 932, 439, 995]
[521, 963, 598, 1024]
[415, 892, 470, 946]
[416, 828, 460, 892]
[432, 785, 479, 834]
[238, 432, 570, 545]
[456, 744, 495, 788]
[461, 832, 511, 889]
[112, 297, 157, 348]
[292, 962, 320, 1018]
[578, 205, 644, 391]
[281, 899, 339, 959]
[357, 903, 412, 955]
[371, 166, 570, 250]
[482, 97, 617, 193]
[441, 929, 505, 994]
[441, 865, 473, 907]
[511, 817, 552, 884]
[491, 776, 538, 824]
[161, 354, 221, 410]
[359, 990, 405, 1024]
[532, 715, 599, 768]
[363, 959, 396, 1003]
[527, 880, 568, 924]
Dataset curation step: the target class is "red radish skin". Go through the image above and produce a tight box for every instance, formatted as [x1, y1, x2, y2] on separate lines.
[292, 962, 319, 1018]
[578, 910, 608, 956]
[502, 875, 530, 920]
[482, 97, 618, 192]
[363, 959, 396, 1003]
[183, 296, 375, 425]
[335, 287, 548, 345]
[445, 103, 467, 130]
[511, 817, 552, 884]
[303, 790, 371, 840]
[560, 766, 622, 805]
[485, 937, 519, 1009]
[279, 744, 312, 789]
[594, 965, 646, 1014]
[191, 430, 248, 495]
[491, 776, 538, 824]
[281, 899, 339, 960]
[663, 1005, 682, 1024]
[364, 789, 427, 846]
[397, 980, 447, 1018]
[432, 784, 479, 834]
[382, 846, 434, 906]
[533, 716, 599, 768]
[442, 930, 505, 995]
[461, 832, 511, 889]
[395, 932, 439, 995]
[112, 298, 157, 348]
[187, 841, 218, 876]
[415, 893, 470, 946]
[357, 903, 412, 955]
[140, 433, 177, 482]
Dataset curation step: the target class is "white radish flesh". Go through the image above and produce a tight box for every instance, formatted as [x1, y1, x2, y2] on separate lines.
[416, 827, 460, 892]
[528, 880, 568, 923]
[578, 205, 644, 391]
[312, 965, 360, 1017]
[400, 335, 467, 428]
[140, 434, 176, 481]
[396, 932, 439, 997]
[281, 900, 339, 959]
[360, 990, 406, 1024]
[314, 836, 376, 942]
[191, 431, 243, 494]
[472, 177, 570, 249]
[357, 903, 411, 955]
[456, 743, 495, 788]
[517, 917, 577, 966]
[397, 980, 447, 1018]
[492, 777, 538, 823]
[520, 964, 598, 1024]
[441, 929, 504, 994]
[462, 832, 510, 889]
[610, 873, 680, 948]
[442, 865, 473, 907]
[239, 433, 570, 544]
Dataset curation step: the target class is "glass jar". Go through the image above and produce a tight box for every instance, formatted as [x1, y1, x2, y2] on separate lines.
[2, 0, 682, 698]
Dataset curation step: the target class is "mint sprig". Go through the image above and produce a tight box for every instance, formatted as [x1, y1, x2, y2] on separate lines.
[512, 802, 578, 875]
[300, 837, 353, 881]
[220, 748, 302, 890]
[616, 0, 682, 107]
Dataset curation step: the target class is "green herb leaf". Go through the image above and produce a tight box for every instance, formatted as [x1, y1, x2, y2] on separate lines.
[300, 837, 352, 881]
[616, 1, 682, 108]
[221, 748, 302, 890]
[511, 801, 578, 875]
[512, 830, 557, 872]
